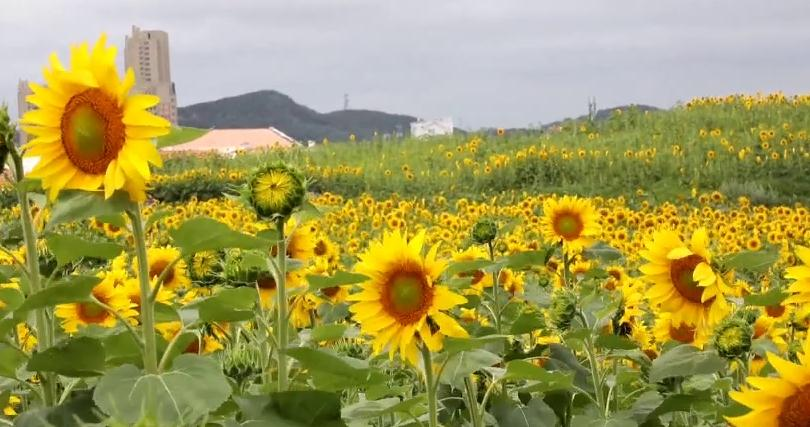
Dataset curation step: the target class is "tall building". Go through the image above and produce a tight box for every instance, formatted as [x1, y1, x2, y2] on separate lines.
[16, 80, 33, 145]
[124, 25, 178, 125]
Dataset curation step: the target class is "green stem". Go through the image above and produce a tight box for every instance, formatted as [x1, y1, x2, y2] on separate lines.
[420, 344, 439, 427]
[129, 209, 159, 374]
[17, 186, 56, 406]
[578, 312, 605, 413]
[487, 241, 501, 334]
[464, 375, 482, 427]
[275, 218, 289, 391]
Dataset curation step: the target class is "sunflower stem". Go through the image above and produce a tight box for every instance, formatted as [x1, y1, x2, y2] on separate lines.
[274, 218, 289, 391]
[420, 343, 439, 427]
[486, 241, 501, 334]
[464, 375, 483, 427]
[129, 208, 159, 374]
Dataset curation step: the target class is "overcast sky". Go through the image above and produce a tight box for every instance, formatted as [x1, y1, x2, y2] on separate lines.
[2, 0, 809, 128]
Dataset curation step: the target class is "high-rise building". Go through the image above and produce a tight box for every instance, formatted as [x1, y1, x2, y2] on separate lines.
[16, 80, 33, 145]
[124, 25, 178, 125]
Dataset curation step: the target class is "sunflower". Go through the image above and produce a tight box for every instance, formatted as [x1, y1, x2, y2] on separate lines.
[541, 196, 600, 253]
[21, 34, 169, 201]
[652, 312, 709, 348]
[347, 230, 469, 365]
[728, 337, 810, 426]
[255, 270, 304, 309]
[134, 246, 190, 290]
[122, 277, 175, 312]
[191, 251, 219, 279]
[55, 274, 136, 333]
[290, 293, 322, 328]
[247, 163, 306, 218]
[785, 245, 810, 304]
[272, 218, 316, 262]
[639, 228, 730, 328]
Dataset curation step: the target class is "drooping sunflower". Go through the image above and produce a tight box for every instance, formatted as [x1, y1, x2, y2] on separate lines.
[785, 245, 810, 304]
[55, 274, 137, 333]
[540, 195, 601, 253]
[640, 228, 731, 328]
[134, 246, 190, 290]
[728, 337, 810, 426]
[21, 34, 169, 201]
[347, 230, 469, 365]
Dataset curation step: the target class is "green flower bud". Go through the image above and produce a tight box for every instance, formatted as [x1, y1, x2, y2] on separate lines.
[549, 289, 577, 332]
[471, 219, 498, 245]
[712, 317, 753, 359]
[245, 162, 306, 218]
[222, 342, 263, 385]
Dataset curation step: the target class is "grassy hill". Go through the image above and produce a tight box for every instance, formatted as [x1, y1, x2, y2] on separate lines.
[156, 127, 209, 148]
[177, 90, 416, 142]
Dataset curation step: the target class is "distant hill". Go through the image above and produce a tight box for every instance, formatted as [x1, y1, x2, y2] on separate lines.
[178, 90, 416, 141]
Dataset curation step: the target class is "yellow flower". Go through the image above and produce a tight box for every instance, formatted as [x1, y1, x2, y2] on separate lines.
[134, 246, 190, 290]
[347, 230, 468, 365]
[785, 245, 810, 304]
[541, 196, 600, 253]
[639, 228, 730, 328]
[290, 293, 322, 328]
[728, 337, 810, 426]
[256, 271, 305, 309]
[21, 34, 169, 201]
[3, 395, 21, 416]
[55, 275, 136, 333]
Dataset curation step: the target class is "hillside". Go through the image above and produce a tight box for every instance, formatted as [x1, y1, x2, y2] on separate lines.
[178, 90, 416, 141]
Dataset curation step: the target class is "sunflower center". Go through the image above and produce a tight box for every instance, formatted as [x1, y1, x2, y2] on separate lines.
[149, 260, 175, 284]
[257, 274, 276, 290]
[669, 323, 697, 343]
[553, 212, 584, 240]
[61, 88, 125, 175]
[321, 286, 340, 298]
[669, 254, 705, 304]
[766, 304, 786, 318]
[459, 269, 486, 285]
[779, 384, 810, 427]
[314, 240, 327, 256]
[77, 301, 109, 324]
[382, 271, 434, 325]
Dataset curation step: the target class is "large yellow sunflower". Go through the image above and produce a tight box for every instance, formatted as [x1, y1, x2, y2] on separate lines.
[133, 246, 190, 290]
[347, 230, 469, 365]
[639, 228, 730, 328]
[785, 245, 810, 304]
[728, 337, 810, 426]
[21, 34, 169, 201]
[54, 274, 137, 333]
[540, 195, 600, 253]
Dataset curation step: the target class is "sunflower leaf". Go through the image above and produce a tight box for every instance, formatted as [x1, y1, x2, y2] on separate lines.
[16, 275, 101, 313]
[45, 233, 124, 267]
[648, 345, 726, 383]
[27, 337, 105, 377]
[724, 248, 780, 273]
[47, 190, 131, 229]
[306, 271, 369, 292]
[170, 217, 271, 255]
[0, 343, 27, 379]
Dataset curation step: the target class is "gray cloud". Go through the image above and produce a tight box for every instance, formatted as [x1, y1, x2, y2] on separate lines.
[2, 0, 810, 128]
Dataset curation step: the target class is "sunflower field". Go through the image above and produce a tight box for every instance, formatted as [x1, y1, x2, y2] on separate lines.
[0, 35, 809, 427]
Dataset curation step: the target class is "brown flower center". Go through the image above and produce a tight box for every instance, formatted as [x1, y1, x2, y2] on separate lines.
[779, 384, 810, 427]
[669, 323, 697, 343]
[459, 269, 486, 285]
[60, 88, 125, 175]
[321, 286, 340, 298]
[381, 269, 434, 325]
[257, 274, 276, 290]
[314, 240, 328, 256]
[766, 304, 786, 318]
[552, 211, 584, 241]
[669, 254, 706, 304]
[77, 291, 110, 324]
[149, 260, 175, 284]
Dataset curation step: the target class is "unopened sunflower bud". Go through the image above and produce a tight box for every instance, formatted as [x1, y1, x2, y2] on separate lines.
[246, 162, 306, 218]
[549, 289, 577, 331]
[712, 317, 753, 359]
[222, 342, 263, 384]
[472, 219, 498, 245]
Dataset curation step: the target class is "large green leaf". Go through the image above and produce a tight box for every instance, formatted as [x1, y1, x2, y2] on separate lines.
[648, 345, 726, 383]
[443, 335, 509, 354]
[185, 287, 258, 322]
[27, 336, 105, 377]
[0, 343, 26, 379]
[45, 233, 123, 266]
[309, 323, 350, 342]
[306, 271, 369, 292]
[16, 275, 101, 312]
[438, 349, 501, 389]
[285, 347, 369, 379]
[725, 248, 780, 273]
[47, 190, 131, 228]
[0, 287, 24, 315]
[93, 354, 231, 425]
[595, 334, 638, 350]
[170, 217, 270, 255]
[104, 331, 144, 367]
[492, 397, 557, 427]
[584, 242, 624, 263]
[444, 259, 496, 278]
[570, 414, 638, 427]
[341, 396, 426, 420]
[12, 390, 103, 427]
[510, 309, 546, 334]
[505, 360, 574, 393]
[501, 250, 550, 270]
[744, 288, 788, 307]
[235, 391, 346, 426]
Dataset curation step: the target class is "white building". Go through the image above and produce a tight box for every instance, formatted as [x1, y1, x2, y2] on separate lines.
[410, 118, 453, 138]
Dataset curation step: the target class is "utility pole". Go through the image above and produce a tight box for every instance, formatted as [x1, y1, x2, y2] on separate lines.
[343, 93, 349, 110]
[588, 97, 597, 122]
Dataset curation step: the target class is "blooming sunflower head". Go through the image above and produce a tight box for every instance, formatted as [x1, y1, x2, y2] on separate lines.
[728, 336, 810, 426]
[54, 275, 136, 333]
[785, 245, 810, 305]
[639, 228, 731, 328]
[133, 246, 190, 290]
[347, 230, 469, 365]
[245, 162, 306, 219]
[21, 34, 169, 201]
[541, 195, 600, 253]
